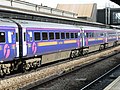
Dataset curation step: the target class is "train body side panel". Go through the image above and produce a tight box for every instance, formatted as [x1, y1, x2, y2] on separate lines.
[26, 28, 81, 57]
[107, 31, 117, 43]
[83, 30, 105, 47]
[0, 26, 17, 62]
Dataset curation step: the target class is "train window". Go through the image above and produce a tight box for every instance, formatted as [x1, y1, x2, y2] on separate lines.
[95, 33, 98, 37]
[55, 32, 60, 39]
[70, 33, 74, 38]
[91, 33, 94, 37]
[88, 32, 93, 38]
[24, 32, 26, 41]
[42, 32, 48, 40]
[34, 32, 41, 41]
[78, 32, 80, 37]
[66, 33, 69, 39]
[61, 33, 65, 39]
[16, 33, 18, 42]
[86, 33, 89, 38]
[100, 33, 104, 36]
[28, 32, 32, 41]
[75, 33, 78, 38]
[0, 32, 5, 43]
[8, 32, 12, 43]
[49, 32, 54, 40]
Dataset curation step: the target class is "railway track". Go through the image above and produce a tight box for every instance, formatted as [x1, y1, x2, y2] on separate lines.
[0, 46, 120, 90]
[0, 45, 112, 80]
[20, 46, 120, 90]
[81, 60, 120, 90]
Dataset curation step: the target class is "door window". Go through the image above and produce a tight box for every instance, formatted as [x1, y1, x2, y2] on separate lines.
[0, 32, 5, 43]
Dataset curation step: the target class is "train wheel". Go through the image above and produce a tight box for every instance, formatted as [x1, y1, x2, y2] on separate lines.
[4, 67, 11, 75]
[78, 49, 83, 56]
[25, 63, 30, 71]
[32, 62, 37, 69]
[99, 45, 104, 50]
[37, 60, 41, 67]
[83, 50, 89, 55]
[75, 50, 79, 57]
[70, 51, 76, 59]
[20, 62, 27, 73]
[0, 69, 5, 77]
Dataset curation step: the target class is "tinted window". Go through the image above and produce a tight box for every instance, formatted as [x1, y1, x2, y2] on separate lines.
[61, 33, 65, 39]
[16, 33, 18, 42]
[100, 33, 104, 36]
[91, 33, 94, 37]
[42, 32, 48, 40]
[24, 32, 26, 41]
[49, 32, 54, 40]
[34, 32, 40, 41]
[71, 33, 74, 38]
[66, 33, 69, 39]
[55, 33, 60, 39]
[75, 33, 78, 38]
[0, 32, 5, 43]
[86, 33, 89, 38]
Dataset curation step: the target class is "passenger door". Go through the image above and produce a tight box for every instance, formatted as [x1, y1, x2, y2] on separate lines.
[81, 29, 86, 47]
[104, 32, 107, 43]
[22, 28, 27, 56]
[16, 28, 19, 57]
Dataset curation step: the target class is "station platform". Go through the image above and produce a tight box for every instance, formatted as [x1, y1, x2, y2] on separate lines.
[104, 76, 120, 90]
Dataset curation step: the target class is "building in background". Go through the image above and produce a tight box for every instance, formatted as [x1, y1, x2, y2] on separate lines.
[97, 8, 120, 25]
[56, 3, 97, 22]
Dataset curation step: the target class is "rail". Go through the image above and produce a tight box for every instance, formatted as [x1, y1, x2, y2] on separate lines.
[80, 64, 120, 90]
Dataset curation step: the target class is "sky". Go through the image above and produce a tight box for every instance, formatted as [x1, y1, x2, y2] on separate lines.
[24, 0, 120, 9]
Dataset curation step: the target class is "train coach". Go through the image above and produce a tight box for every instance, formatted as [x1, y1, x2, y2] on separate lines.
[80, 26, 120, 53]
[15, 19, 82, 70]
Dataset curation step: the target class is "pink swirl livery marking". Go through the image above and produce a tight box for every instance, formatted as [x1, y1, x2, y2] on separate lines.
[32, 42, 37, 54]
[4, 44, 10, 58]
[86, 38, 88, 45]
[77, 40, 80, 47]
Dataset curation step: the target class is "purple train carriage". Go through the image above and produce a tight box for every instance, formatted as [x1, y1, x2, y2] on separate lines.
[80, 26, 120, 53]
[15, 19, 82, 69]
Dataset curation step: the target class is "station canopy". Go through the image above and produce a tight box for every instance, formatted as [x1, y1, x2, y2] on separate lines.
[110, 0, 120, 6]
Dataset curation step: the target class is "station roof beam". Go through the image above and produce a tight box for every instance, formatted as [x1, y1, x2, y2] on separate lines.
[110, 0, 120, 6]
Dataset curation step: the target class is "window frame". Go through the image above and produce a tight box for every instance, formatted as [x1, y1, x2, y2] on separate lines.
[42, 32, 48, 40]
[0, 31, 6, 43]
[49, 32, 55, 40]
[66, 32, 70, 39]
[34, 32, 41, 41]
[55, 32, 60, 40]
[61, 32, 65, 39]
[75, 32, 78, 38]
[70, 32, 75, 39]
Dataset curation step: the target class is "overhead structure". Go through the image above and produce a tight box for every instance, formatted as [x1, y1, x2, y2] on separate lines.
[56, 4, 97, 22]
[110, 0, 120, 6]
[0, 0, 78, 18]
[0, 0, 106, 28]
